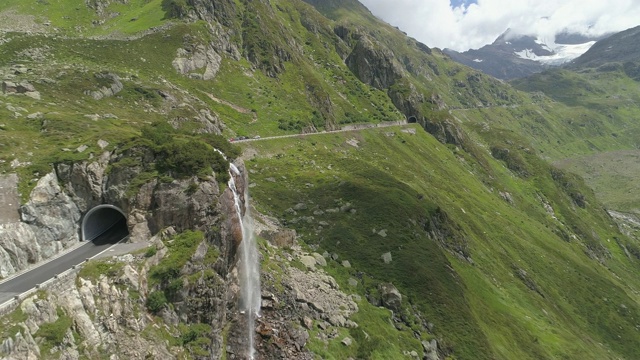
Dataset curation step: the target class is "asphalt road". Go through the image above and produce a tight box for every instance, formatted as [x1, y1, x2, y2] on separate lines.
[0, 219, 129, 305]
[230, 121, 409, 143]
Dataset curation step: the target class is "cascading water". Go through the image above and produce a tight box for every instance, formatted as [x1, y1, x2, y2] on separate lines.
[228, 163, 262, 359]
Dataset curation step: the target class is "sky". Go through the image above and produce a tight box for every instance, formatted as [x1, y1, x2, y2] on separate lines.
[358, 0, 640, 51]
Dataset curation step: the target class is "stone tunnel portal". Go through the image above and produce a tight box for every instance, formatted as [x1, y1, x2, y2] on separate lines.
[407, 116, 418, 124]
[81, 205, 129, 244]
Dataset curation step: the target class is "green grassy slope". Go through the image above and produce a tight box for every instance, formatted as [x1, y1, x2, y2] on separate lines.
[2, 0, 640, 359]
[512, 59, 640, 211]
[242, 126, 640, 359]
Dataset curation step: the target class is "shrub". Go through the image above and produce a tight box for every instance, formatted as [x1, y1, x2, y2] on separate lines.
[159, 140, 209, 174]
[149, 231, 204, 286]
[144, 246, 157, 258]
[141, 121, 174, 147]
[35, 309, 72, 345]
[146, 291, 168, 313]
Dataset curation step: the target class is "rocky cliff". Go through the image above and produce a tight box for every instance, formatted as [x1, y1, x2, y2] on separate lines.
[0, 157, 373, 360]
[0, 145, 222, 279]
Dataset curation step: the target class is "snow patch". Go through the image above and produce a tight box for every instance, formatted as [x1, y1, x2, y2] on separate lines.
[514, 41, 595, 65]
[472, 58, 483, 63]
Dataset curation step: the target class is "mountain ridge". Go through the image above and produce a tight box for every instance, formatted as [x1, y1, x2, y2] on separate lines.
[444, 29, 607, 79]
[1, 1, 640, 359]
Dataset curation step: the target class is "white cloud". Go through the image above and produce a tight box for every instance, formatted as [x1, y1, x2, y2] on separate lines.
[358, 0, 640, 51]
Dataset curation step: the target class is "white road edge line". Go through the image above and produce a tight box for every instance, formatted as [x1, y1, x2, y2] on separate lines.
[0, 235, 130, 310]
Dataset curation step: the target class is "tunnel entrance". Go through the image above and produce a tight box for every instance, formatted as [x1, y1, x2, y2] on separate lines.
[407, 116, 418, 124]
[81, 205, 129, 244]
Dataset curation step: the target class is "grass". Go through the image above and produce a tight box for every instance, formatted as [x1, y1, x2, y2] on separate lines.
[78, 259, 125, 282]
[243, 125, 640, 359]
[35, 307, 73, 355]
[555, 150, 640, 211]
[1, 0, 640, 359]
[0, 0, 169, 37]
[0, 306, 28, 340]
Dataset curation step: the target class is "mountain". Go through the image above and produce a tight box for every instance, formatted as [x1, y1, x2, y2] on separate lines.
[512, 24, 640, 212]
[445, 29, 602, 80]
[1, 1, 640, 360]
[567, 25, 640, 78]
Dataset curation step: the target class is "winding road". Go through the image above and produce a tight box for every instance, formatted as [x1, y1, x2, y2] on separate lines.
[0, 220, 129, 306]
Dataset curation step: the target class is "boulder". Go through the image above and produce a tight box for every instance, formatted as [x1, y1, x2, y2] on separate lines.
[312, 253, 326, 267]
[422, 339, 438, 360]
[378, 282, 402, 312]
[2, 81, 17, 93]
[261, 228, 296, 248]
[381, 251, 392, 264]
[16, 81, 36, 93]
[300, 255, 316, 270]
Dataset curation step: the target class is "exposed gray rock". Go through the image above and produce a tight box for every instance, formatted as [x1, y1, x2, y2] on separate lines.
[16, 81, 35, 93]
[299, 255, 316, 270]
[293, 202, 308, 211]
[312, 253, 326, 267]
[341, 337, 352, 346]
[26, 112, 42, 119]
[261, 228, 296, 248]
[301, 316, 313, 329]
[97, 139, 109, 149]
[381, 251, 392, 264]
[346, 35, 404, 90]
[24, 91, 40, 100]
[55, 154, 110, 213]
[0, 172, 81, 277]
[289, 267, 358, 325]
[378, 282, 402, 312]
[85, 72, 123, 100]
[342, 260, 351, 268]
[1, 81, 17, 93]
[422, 339, 439, 360]
[172, 43, 222, 80]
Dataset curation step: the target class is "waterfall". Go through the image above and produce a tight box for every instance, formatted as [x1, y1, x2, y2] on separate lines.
[228, 163, 262, 359]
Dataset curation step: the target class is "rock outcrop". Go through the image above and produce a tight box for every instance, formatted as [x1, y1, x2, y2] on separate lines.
[346, 36, 404, 90]
[0, 144, 225, 278]
[172, 42, 222, 80]
[0, 173, 80, 277]
[378, 282, 402, 312]
[84, 72, 123, 100]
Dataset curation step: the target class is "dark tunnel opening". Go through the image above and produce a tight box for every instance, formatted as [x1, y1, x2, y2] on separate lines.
[81, 205, 129, 245]
[408, 116, 418, 123]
